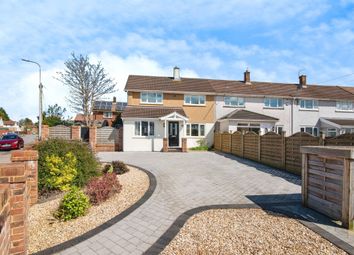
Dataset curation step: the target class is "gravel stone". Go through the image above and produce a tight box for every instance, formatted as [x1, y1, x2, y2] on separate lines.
[28, 166, 149, 254]
[162, 209, 347, 255]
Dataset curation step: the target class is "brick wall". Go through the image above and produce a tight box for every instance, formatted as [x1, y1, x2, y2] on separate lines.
[0, 150, 38, 255]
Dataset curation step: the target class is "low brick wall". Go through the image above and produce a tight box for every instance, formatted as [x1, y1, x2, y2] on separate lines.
[0, 150, 38, 255]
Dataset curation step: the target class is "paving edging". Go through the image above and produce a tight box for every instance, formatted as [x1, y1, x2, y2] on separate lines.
[144, 202, 354, 255]
[33, 164, 156, 255]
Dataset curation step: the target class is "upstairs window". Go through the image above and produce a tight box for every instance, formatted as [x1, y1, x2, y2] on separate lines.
[224, 96, 245, 107]
[336, 101, 354, 111]
[184, 95, 206, 105]
[264, 98, 283, 108]
[299, 99, 318, 110]
[141, 92, 163, 104]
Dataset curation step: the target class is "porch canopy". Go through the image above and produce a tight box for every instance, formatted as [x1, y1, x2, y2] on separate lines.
[217, 109, 278, 134]
[320, 118, 354, 134]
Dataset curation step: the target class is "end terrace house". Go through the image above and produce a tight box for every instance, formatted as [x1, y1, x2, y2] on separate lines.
[122, 67, 216, 151]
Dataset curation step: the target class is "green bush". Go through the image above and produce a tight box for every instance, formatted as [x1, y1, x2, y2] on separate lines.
[37, 139, 99, 192]
[112, 161, 129, 175]
[102, 164, 113, 174]
[43, 152, 77, 191]
[55, 186, 90, 221]
[190, 139, 209, 151]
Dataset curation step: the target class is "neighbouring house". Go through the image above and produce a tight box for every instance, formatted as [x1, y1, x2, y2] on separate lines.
[122, 67, 354, 152]
[0, 118, 20, 132]
[74, 97, 127, 126]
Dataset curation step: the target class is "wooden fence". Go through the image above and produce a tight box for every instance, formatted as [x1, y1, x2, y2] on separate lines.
[94, 126, 123, 152]
[214, 131, 354, 175]
[301, 146, 354, 229]
[48, 125, 71, 140]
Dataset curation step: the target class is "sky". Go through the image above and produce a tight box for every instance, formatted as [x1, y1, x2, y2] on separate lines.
[1, 0, 354, 121]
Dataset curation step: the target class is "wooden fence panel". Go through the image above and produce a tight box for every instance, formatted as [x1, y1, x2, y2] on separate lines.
[325, 133, 354, 146]
[97, 126, 117, 144]
[214, 133, 221, 150]
[286, 132, 320, 175]
[221, 133, 232, 153]
[260, 132, 283, 169]
[231, 131, 242, 157]
[49, 125, 71, 140]
[243, 132, 259, 161]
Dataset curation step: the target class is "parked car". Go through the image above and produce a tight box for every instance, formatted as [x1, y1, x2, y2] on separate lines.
[0, 133, 24, 150]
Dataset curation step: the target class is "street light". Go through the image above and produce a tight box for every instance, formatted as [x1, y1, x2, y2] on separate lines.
[21, 59, 43, 141]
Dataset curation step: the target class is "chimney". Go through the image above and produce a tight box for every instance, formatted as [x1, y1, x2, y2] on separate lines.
[244, 69, 251, 84]
[299, 75, 307, 88]
[113, 96, 116, 102]
[173, 66, 181, 81]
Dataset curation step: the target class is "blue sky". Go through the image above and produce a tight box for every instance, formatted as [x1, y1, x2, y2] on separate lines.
[1, 0, 354, 120]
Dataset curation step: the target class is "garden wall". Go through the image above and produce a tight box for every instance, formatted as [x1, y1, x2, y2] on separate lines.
[0, 150, 38, 255]
[214, 131, 354, 175]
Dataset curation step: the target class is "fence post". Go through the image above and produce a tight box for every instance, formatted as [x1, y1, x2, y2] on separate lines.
[241, 130, 245, 158]
[281, 131, 286, 169]
[302, 153, 308, 207]
[258, 131, 261, 161]
[342, 159, 353, 229]
[71, 125, 81, 140]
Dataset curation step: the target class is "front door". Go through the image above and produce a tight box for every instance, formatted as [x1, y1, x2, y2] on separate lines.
[168, 121, 179, 147]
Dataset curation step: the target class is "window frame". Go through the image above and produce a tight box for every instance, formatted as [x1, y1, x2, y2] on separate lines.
[326, 128, 337, 137]
[264, 97, 284, 109]
[224, 96, 245, 107]
[134, 121, 155, 137]
[140, 92, 163, 104]
[185, 123, 206, 137]
[184, 95, 206, 106]
[300, 126, 319, 136]
[299, 99, 319, 110]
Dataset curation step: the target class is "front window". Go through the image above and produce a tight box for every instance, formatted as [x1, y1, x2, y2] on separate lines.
[141, 92, 163, 104]
[184, 95, 206, 105]
[264, 98, 283, 108]
[275, 126, 283, 135]
[237, 123, 260, 133]
[103, 112, 113, 118]
[135, 121, 155, 136]
[186, 124, 206, 136]
[224, 96, 245, 107]
[299, 99, 318, 110]
[300, 126, 318, 136]
[327, 128, 337, 137]
[336, 101, 354, 111]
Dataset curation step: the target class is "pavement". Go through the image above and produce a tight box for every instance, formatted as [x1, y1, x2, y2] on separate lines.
[57, 151, 306, 255]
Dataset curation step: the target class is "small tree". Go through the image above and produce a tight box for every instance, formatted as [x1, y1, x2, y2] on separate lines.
[42, 104, 67, 127]
[0, 107, 10, 121]
[56, 53, 116, 126]
[19, 118, 33, 129]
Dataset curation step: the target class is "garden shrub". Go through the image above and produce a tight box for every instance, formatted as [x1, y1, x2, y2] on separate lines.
[112, 161, 129, 175]
[55, 186, 90, 221]
[37, 139, 99, 192]
[85, 173, 122, 204]
[43, 152, 77, 191]
[102, 164, 113, 174]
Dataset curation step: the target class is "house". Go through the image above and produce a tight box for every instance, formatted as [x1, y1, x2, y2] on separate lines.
[122, 67, 354, 151]
[0, 118, 20, 132]
[74, 97, 127, 126]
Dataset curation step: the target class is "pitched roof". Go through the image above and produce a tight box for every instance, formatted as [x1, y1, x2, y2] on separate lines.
[125, 75, 354, 100]
[219, 109, 278, 122]
[323, 118, 354, 126]
[121, 106, 187, 118]
[3, 120, 16, 126]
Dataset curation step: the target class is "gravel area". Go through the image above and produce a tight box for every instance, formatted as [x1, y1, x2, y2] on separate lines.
[162, 209, 347, 255]
[29, 166, 149, 254]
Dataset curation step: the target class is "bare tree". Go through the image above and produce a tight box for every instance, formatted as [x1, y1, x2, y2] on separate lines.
[56, 53, 116, 126]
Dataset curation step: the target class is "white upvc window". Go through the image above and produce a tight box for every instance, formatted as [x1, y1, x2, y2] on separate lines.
[103, 112, 113, 118]
[299, 99, 318, 110]
[327, 128, 337, 137]
[224, 96, 245, 107]
[336, 101, 354, 111]
[140, 92, 163, 104]
[300, 126, 319, 136]
[264, 98, 283, 108]
[134, 121, 155, 136]
[275, 126, 283, 135]
[186, 123, 205, 137]
[184, 95, 206, 105]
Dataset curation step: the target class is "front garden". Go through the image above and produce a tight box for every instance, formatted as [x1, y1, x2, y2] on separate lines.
[29, 139, 149, 253]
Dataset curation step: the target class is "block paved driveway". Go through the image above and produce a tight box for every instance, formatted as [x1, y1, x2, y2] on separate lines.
[59, 152, 301, 255]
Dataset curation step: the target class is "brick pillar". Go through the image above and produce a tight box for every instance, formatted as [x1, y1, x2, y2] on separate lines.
[163, 138, 168, 152]
[71, 126, 81, 140]
[0, 188, 10, 255]
[41, 125, 49, 140]
[89, 126, 97, 152]
[0, 162, 29, 255]
[11, 150, 39, 205]
[182, 138, 187, 152]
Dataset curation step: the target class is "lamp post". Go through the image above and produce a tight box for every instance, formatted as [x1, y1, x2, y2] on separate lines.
[21, 59, 43, 141]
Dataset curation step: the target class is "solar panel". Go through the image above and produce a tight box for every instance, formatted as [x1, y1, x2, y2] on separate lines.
[116, 102, 127, 111]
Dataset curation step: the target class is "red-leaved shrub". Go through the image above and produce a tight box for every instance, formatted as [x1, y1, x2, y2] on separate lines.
[85, 173, 122, 204]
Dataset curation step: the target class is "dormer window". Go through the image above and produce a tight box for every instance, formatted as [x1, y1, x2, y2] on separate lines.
[141, 92, 163, 104]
